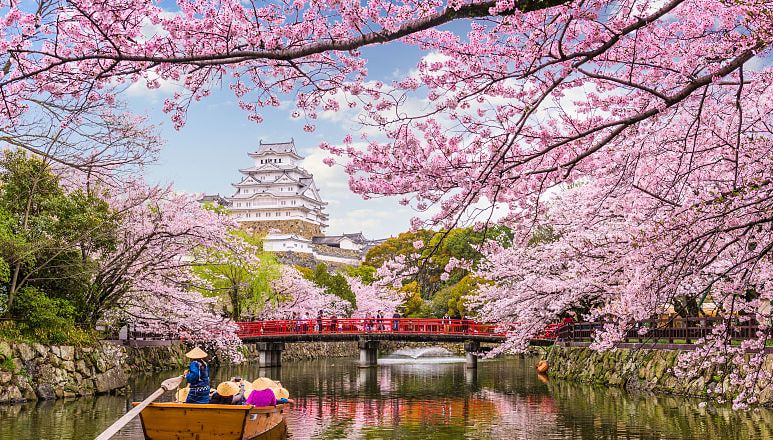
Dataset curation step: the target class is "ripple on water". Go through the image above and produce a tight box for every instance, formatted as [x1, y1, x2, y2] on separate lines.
[2, 355, 772, 439]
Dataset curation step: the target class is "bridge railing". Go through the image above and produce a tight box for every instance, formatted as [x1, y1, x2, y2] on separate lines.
[237, 318, 517, 338]
[555, 317, 766, 344]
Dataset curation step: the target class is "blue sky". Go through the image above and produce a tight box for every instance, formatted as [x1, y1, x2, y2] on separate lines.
[127, 42, 430, 239]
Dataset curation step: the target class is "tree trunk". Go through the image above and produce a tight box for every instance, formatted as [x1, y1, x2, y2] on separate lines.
[230, 285, 240, 321]
[5, 157, 43, 316]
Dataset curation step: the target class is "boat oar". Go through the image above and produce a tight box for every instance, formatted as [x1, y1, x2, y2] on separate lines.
[94, 375, 184, 440]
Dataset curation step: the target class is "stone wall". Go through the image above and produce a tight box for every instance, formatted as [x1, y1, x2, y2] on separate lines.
[549, 345, 773, 406]
[241, 220, 322, 238]
[0, 341, 193, 404]
[0, 340, 127, 403]
[275, 251, 354, 270]
[275, 251, 319, 269]
[124, 344, 189, 372]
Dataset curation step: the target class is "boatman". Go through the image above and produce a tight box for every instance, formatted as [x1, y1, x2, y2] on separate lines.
[183, 347, 211, 404]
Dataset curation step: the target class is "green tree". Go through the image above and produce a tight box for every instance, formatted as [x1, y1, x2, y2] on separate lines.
[400, 281, 430, 317]
[298, 262, 356, 310]
[192, 230, 282, 320]
[364, 225, 513, 303]
[0, 150, 117, 319]
[430, 275, 488, 318]
[344, 264, 377, 284]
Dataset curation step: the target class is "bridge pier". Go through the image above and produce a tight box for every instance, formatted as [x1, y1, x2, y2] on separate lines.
[256, 342, 284, 368]
[464, 340, 480, 369]
[358, 339, 380, 367]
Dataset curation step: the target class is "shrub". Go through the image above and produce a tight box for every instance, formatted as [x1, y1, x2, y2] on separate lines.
[8, 287, 97, 345]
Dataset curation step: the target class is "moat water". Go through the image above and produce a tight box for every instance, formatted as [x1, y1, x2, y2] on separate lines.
[1, 355, 771, 439]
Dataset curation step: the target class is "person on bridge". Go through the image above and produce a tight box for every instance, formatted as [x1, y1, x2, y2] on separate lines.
[317, 310, 324, 333]
[392, 311, 401, 332]
[183, 347, 210, 404]
[302, 312, 310, 332]
[293, 312, 301, 333]
[377, 310, 384, 331]
[331, 313, 338, 333]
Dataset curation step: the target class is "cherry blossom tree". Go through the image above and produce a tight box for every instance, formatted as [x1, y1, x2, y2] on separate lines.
[470, 180, 772, 408]
[0, 93, 160, 183]
[1, 0, 771, 403]
[260, 266, 349, 319]
[89, 181, 244, 357]
[346, 275, 402, 318]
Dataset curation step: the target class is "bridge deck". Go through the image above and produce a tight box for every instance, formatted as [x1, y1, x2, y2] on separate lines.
[237, 318, 520, 343]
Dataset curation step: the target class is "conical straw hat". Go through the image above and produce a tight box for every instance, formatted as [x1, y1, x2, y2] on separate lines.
[276, 387, 290, 400]
[216, 381, 239, 397]
[252, 377, 279, 392]
[185, 347, 208, 359]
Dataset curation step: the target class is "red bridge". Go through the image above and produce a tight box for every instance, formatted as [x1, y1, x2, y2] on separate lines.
[235, 318, 529, 369]
[237, 318, 517, 341]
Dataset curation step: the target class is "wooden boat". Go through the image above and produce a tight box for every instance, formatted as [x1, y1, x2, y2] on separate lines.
[133, 402, 287, 440]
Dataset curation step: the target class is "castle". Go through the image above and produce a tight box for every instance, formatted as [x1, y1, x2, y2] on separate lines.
[201, 140, 382, 265]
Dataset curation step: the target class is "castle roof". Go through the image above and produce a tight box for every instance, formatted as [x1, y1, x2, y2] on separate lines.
[312, 233, 368, 245]
[248, 139, 301, 159]
[198, 194, 232, 207]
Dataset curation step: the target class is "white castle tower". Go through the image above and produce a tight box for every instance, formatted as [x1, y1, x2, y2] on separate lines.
[227, 140, 328, 238]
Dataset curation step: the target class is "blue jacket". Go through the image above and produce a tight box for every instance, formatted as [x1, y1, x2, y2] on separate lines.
[185, 360, 210, 404]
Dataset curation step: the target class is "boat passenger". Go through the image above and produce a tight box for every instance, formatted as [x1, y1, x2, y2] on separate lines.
[210, 381, 246, 405]
[273, 386, 291, 404]
[246, 377, 277, 407]
[183, 347, 211, 404]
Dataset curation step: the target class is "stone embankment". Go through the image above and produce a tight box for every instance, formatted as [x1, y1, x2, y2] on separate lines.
[0, 341, 189, 404]
[0, 341, 127, 403]
[549, 345, 773, 406]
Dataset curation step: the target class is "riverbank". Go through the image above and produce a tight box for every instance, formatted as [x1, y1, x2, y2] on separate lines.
[0, 340, 189, 404]
[548, 345, 773, 406]
[7, 338, 767, 407]
[0, 339, 487, 404]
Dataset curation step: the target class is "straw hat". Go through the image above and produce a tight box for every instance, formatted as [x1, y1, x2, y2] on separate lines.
[185, 347, 208, 359]
[175, 386, 190, 402]
[216, 381, 239, 397]
[276, 387, 290, 400]
[252, 377, 279, 392]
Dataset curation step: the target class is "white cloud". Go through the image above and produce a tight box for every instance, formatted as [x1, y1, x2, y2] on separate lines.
[301, 146, 415, 238]
[125, 70, 183, 100]
[328, 208, 409, 238]
[301, 149, 349, 194]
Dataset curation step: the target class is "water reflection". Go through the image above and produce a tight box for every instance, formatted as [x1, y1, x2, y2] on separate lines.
[1, 356, 771, 439]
